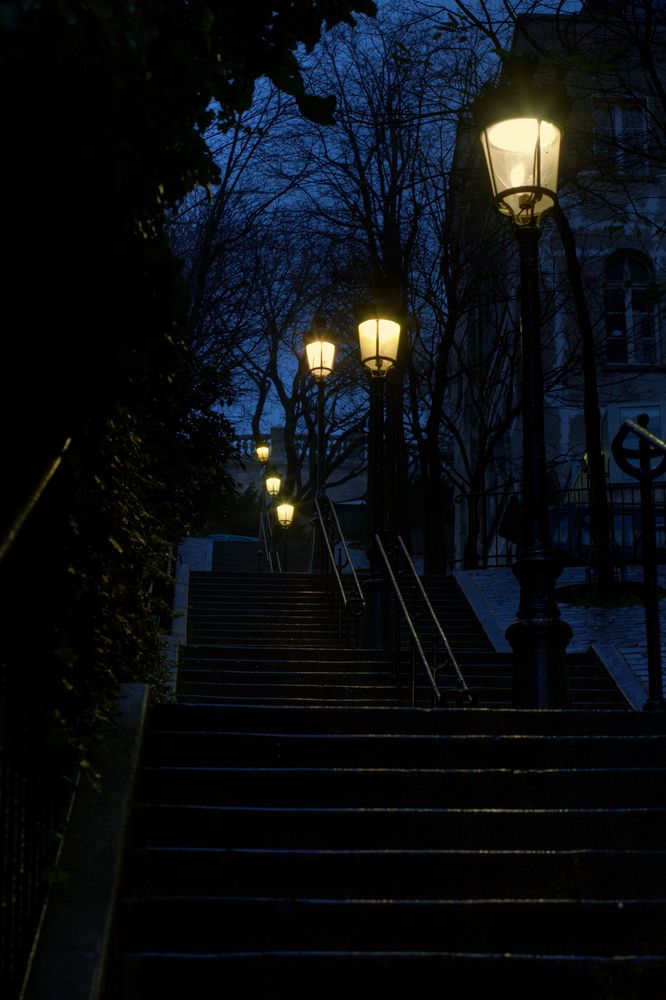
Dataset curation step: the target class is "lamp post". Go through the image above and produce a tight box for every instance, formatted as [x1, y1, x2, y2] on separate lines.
[473, 79, 572, 708]
[276, 501, 295, 571]
[276, 502, 295, 528]
[254, 440, 271, 571]
[255, 440, 270, 466]
[265, 470, 282, 501]
[304, 322, 336, 497]
[304, 321, 336, 572]
[356, 300, 401, 648]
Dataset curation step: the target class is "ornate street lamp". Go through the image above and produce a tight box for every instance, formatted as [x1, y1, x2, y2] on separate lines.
[255, 440, 270, 465]
[276, 502, 295, 529]
[304, 319, 336, 574]
[265, 470, 282, 499]
[304, 321, 336, 496]
[356, 299, 401, 647]
[276, 501, 295, 571]
[473, 78, 572, 708]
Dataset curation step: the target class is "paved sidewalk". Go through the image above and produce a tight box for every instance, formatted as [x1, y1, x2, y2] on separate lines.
[455, 565, 666, 705]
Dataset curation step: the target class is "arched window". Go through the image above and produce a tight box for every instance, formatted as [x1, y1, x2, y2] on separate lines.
[604, 251, 659, 365]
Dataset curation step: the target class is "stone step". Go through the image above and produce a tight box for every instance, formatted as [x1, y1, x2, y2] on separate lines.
[130, 845, 666, 900]
[135, 802, 666, 849]
[137, 764, 666, 809]
[120, 895, 666, 955]
[148, 703, 660, 736]
[143, 730, 666, 770]
[118, 950, 666, 999]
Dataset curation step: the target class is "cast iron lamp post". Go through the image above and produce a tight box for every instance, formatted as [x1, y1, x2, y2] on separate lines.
[265, 470, 282, 500]
[276, 501, 294, 571]
[276, 502, 295, 528]
[356, 301, 401, 648]
[304, 322, 336, 497]
[473, 79, 572, 708]
[304, 322, 336, 572]
[255, 440, 270, 465]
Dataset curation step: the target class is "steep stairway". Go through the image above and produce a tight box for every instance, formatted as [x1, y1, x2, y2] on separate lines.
[182, 571, 629, 709]
[180, 571, 400, 707]
[104, 568, 663, 999]
[111, 702, 666, 998]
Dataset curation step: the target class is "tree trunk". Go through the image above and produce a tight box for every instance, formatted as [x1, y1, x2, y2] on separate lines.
[420, 430, 448, 575]
[552, 203, 614, 596]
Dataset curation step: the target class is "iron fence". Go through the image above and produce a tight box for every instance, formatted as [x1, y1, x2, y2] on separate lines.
[454, 482, 666, 571]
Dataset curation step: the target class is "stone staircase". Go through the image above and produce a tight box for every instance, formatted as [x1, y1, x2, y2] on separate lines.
[396, 575, 629, 709]
[106, 569, 666, 998]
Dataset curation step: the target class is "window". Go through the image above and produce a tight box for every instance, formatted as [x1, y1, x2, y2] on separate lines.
[604, 251, 660, 365]
[592, 101, 649, 175]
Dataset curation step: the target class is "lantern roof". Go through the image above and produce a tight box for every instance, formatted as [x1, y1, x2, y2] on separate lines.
[471, 76, 571, 134]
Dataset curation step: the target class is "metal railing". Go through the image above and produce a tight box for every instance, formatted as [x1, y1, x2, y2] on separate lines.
[258, 510, 281, 573]
[454, 483, 666, 572]
[313, 495, 365, 646]
[375, 535, 442, 708]
[611, 415, 666, 711]
[395, 536, 476, 707]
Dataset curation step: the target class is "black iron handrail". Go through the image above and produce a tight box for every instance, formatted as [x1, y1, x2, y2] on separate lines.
[314, 495, 364, 645]
[316, 495, 365, 609]
[374, 534, 441, 707]
[611, 414, 666, 711]
[259, 510, 281, 573]
[396, 536, 476, 706]
[0, 437, 72, 564]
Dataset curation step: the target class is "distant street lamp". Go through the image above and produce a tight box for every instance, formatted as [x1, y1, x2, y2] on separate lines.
[255, 440, 270, 465]
[276, 501, 295, 571]
[304, 320, 336, 573]
[356, 300, 401, 647]
[304, 321, 336, 497]
[473, 78, 572, 708]
[276, 502, 295, 528]
[265, 470, 282, 499]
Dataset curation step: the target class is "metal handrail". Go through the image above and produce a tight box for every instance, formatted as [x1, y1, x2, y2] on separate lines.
[0, 437, 72, 564]
[314, 496, 348, 607]
[316, 494, 365, 612]
[314, 495, 364, 646]
[374, 534, 441, 707]
[396, 535, 476, 706]
[259, 511, 281, 573]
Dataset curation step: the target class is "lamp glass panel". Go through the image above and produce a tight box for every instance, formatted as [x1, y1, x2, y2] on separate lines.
[481, 117, 561, 222]
[306, 339, 335, 380]
[358, 318, 401, 375]
[255, 444, 270, 463]
[265, 475, 281, 496]
[276, 503, 294, 527]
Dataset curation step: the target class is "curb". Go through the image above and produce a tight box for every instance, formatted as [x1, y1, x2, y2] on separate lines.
[23, 683, 149, 1000]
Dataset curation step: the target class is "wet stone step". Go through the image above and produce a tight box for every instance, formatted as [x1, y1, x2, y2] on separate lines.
[130, 845, 666, 901]
[120, 895, 666, 955]
[135, 802, 666, 850]
[142, 731, 666, 769]
[147, 703, 663, 735]
[119, 950, 666, 1000]
[137, 765, 666, 809]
